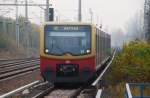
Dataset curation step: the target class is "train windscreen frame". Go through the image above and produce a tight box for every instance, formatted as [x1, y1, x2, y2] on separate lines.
[44, 25, 91, 56]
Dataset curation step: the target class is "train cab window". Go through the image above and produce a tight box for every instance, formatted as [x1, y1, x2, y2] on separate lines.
[44, 25, 91, 56]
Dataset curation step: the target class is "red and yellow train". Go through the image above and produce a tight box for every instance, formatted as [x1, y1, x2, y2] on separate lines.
[40, 22, 111, 83]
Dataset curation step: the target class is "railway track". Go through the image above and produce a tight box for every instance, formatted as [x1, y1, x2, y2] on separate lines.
[0, 80, 93, 98]
[23, 81, 96, 98]
[0, 58, 39, 68]
[0, 58, 40, 81]
[33, 51, 116, 98]
[0, 51, 116, 98]
[43, 87, 83, 98]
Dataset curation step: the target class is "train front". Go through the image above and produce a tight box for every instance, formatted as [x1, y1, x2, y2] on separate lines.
[40, 23, 95, 83]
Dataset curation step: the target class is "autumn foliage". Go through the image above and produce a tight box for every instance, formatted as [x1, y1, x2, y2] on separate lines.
[107, 40, 150, 84]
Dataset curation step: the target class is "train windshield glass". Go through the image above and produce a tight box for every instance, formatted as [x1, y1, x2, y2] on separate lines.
[44, 25, 91, 56]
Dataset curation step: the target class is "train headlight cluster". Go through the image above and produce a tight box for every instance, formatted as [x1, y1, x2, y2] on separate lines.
[60, 68, 63, 71]
[45, 49, 49, 53]
[72, 68, 76, 71]
[86, 50, 90, 53]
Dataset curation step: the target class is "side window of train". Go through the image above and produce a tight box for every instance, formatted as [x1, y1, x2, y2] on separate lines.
[99, 30, 101, 63]
[96, 28, 98, 53]
[97, 29, 99, 64]
[100, 31, 102, 58]
[102, 32, 104, 57]
[96, 28, 98, 65]
[104, 33, 106, 56]
[97, 29, 98, 52]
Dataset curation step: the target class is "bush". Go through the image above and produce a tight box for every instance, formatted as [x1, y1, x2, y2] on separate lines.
[0, 34, 9, 49]
[106, 40, 150, 84]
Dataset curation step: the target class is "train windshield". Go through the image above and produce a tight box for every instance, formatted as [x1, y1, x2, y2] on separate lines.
[44, 25, 91, 56]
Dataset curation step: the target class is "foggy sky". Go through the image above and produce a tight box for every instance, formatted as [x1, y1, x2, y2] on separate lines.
[0, 0, 144, 31]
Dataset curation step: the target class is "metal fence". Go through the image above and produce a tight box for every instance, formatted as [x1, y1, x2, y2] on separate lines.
[125, 83, 150, 98]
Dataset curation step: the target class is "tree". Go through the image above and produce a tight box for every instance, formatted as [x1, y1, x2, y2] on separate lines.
[125, 11, 144, 41]
[111, 28, 126, 48]
[0, 16, 40, 57]
[144, 0, 150, 43]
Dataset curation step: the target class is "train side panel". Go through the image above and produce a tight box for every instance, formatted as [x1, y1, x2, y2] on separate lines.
[95, 27, 111, 70]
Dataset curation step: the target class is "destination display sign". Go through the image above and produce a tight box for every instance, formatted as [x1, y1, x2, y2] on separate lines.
[45, 25, 91, 31]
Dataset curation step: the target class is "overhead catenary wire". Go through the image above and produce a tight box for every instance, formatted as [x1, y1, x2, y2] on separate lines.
[0, 3, 52, 6]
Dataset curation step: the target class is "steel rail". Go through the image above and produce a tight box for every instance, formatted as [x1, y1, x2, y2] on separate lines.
[0, 63, 39, 74]
[34, 52, 116, 98]
[32, 86, 83, 98]
[0, 58, 40, 82]
[0, 69, 40, 82]
[0, 60, 39, 69]
[0, 52, 115, 98]
[0, 81, 40, 98]
[0, 58, 39, 66]
[0, 4, 52, 6]
[0, 59, 39, 65]
[92, 50, 116, 86]
[0, 59, 39, 68]
[0, 57, 39, 62]
[0, 66, 39, 80]
[32, 86, 55, 98]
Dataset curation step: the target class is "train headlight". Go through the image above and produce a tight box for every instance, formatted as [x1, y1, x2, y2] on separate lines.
[45, 49, 49, 53]
[86, 49, 90, 53]
[72, 68, 75, 71]
[60, 68, 63, 71]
